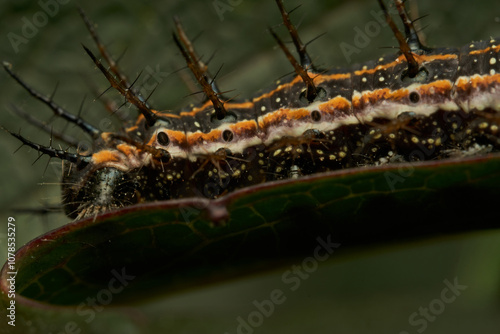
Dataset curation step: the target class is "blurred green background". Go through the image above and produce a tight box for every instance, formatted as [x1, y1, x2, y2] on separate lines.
[0, 0, 499, 333]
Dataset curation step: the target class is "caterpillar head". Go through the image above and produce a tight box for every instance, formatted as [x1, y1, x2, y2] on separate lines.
[61, 116, 188, 220]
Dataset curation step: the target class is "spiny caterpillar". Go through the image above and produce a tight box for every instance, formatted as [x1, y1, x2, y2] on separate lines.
[3, 0, 500, 221]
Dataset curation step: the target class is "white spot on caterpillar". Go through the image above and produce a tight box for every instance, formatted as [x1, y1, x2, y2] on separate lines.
[490, 57, 497, 65]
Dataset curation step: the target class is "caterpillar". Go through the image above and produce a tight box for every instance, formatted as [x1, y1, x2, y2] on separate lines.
[2, 0, 500, 223]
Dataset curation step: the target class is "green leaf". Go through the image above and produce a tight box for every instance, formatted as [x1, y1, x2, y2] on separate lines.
[2, 155, 499, 317]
